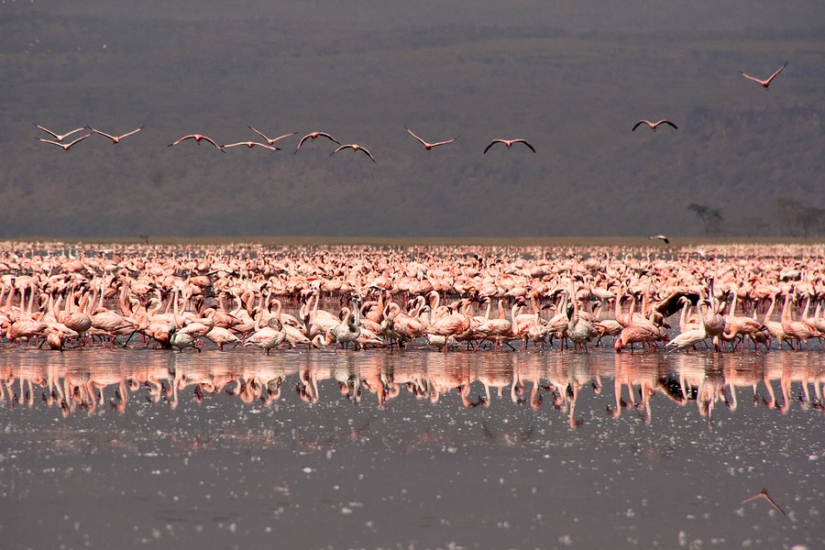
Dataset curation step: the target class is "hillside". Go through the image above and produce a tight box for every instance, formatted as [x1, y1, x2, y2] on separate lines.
[1, 4, 823, 239]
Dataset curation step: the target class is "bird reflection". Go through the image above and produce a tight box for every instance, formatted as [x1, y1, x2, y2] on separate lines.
[2, 352, 823, 438]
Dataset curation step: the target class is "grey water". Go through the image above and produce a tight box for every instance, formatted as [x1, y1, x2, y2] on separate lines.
[1, 347, 823, 550]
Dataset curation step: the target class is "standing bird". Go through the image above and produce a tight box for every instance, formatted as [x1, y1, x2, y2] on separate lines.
[89, 125, 144, 144]
[37, 134, 91, 151]
[223, 141, 280, 151]
[247, 126, 297, 146]
[168, 134, 225, 153]
[648, 235, 670, 244]
[332, 144, 377, 163]
[404, 125, 457, 150]
[632, 120, 678, 132]
[295, 131, 340, 152]
[33, 124, 87, 142]
[483, 139, 536, 153]
[742, 62, 788, 90]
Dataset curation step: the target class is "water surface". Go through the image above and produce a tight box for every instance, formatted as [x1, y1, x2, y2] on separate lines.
[1, 348, 823, 549]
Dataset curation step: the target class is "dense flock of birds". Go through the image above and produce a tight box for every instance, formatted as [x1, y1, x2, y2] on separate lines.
[32, 62, 789, 159]
[0, 240, 823, 355]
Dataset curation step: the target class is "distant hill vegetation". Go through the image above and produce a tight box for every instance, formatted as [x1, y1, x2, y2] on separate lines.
[1, 6, 823, 239]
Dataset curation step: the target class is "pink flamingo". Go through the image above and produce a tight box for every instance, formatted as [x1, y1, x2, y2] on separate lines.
[89, 125, 144, 144]
[37, 134, 91, 151]
[742, 62, 788, 90]
[168, 134, 225, 153]
[33, 124, 86, 142]
[295, 131, 340, 152]
[247, 126, 297, 146]
[332, 144, 377, 163]
[632, 120, 677, 132]
[404, 125, 457, 150]
[483, 139, 536, 153]
[223, 141, 280, 151]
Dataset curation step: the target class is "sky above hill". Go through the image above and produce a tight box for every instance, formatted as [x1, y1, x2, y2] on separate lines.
[2, 1, 824, 239]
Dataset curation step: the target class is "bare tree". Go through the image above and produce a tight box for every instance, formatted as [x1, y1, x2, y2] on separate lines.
[687, 203, 724, 235]
[776, 198, 825, 238]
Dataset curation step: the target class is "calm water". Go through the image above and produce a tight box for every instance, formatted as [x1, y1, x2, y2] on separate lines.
[1, 347, 823, 550]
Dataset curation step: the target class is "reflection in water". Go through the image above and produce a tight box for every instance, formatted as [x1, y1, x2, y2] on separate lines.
[2, 349, 824, 427]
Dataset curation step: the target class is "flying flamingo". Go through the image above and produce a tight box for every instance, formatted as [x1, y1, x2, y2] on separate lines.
[648, 235, 670, 244]
[332, 144, 377, 163]
[295, 131, 340, 153]
[483, 139, 536, 154]
[223, 141, 280, 151]
[37, 134, 91, 151]
[247, 126, 297, 146]
[741, 488, 786, 515]
[404, 125, 457, 150]
[89, 125, 144, 144]
[168, 134, 225, 153]
[632, 120, 677, 132]
[33, 124, 87, 142]
[742, 62, 788, 90]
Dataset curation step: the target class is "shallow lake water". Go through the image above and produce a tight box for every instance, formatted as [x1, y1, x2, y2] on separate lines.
[1, 347, 823, 550]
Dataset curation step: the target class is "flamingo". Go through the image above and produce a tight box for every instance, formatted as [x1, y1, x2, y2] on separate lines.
[632, 120, 677, 132]
[37, 134, 91, 151]
[244, 317, 287, 354]
[742, 62, 788, 90]
[33, 124, 87, 142]
[89, 125, 144, 144]
[332, 144, 377, 163]
[323, 296, 363, 348]
[247, 126, 297, 145]
[169, 327, 199, 352]
[223, 141, 280, 151]
[483, 139, 536, 153]
[294, 131, 340, 152]
[666, 299, 708, 352]
[168, 134, 225, 153]
[404, 125, 457, 150]
[648, 235, 670, 244]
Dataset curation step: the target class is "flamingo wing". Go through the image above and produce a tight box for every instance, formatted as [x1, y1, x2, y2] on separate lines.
[64, 134, 91, 149]
[741, 72, 765, 85]
[483, 140, 503, 154]
[404, 126, 428, 146]
[91, 128, 117, 140]
[119, 125, 144, 139]
[169, 134, 195, 146]
[358, 146, 377, 163]
[766, 62, 788, 84]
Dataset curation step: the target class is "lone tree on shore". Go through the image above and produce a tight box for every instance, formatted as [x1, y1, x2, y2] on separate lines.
[687, 203, 724, 235]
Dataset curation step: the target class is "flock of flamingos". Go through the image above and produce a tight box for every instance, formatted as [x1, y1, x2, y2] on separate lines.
[0, 239, 823, 356]
[32, 62, 789, 156]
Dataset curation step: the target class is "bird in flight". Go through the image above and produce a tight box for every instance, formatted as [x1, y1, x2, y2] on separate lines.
[33, 124, 87, 143]
[632, 120, 678, 132]
[741, 488, 786, 516]
[168, 134, 225, 153]
[247, 126, 297, 146]
[89, 125, 144, 144]
[37, 133, 91, 151]
[223, 141, 280, 151]
[295, 131, 340, 153]
[404, 125, 457, 150]
[742, 62, 788, 90]
[648, 235, 670, 244]
[331, 144, 376, 164]
[483, 139, 536, 154]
